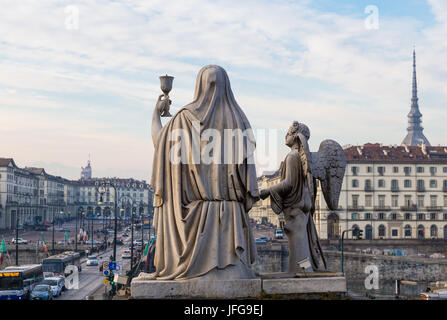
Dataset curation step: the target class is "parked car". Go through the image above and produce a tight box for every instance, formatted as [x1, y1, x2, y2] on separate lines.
[11, 238, 28, 244]
[86, 256, 99, 266]
[85, 240, 101, 245]
[34, 225, 48, 231]
[255, 237, 267, 244]
[58, 227, 70, 232]
[30, 284, 53, 300]
[122, 249, 131, 259]
[41, 277, 64, 297]
[275, 229, 284, 239]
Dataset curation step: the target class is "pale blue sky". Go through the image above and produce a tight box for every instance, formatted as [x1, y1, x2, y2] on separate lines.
[0, 0, 446, 181]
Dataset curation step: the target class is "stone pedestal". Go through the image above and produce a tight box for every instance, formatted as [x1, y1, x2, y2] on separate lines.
[131, 278, 262, 299]
[130, 274, 346, 299]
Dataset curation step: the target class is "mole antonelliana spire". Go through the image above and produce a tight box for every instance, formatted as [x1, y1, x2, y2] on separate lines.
[402, 49, 431, 146]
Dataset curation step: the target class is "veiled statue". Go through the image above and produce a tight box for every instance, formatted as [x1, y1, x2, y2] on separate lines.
[145, 65, 259, 280]
[260, 121, 346, 274]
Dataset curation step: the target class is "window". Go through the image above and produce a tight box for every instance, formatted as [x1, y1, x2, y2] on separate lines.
[365, 179, 372, 190]
[430, 180, 437, 188]
[404, 195, 412, 207]
[365, 213, 372, 220]
[393, 166, 399, 173]
[417, 195, 425, 207]
[352, 179, 359, 188]
[352, 195, 359, 208]
[367, 166, 372, 173]
[404, 180, 412, 188]
[351, 166, 359, 176]
[417, 167, 425, 173]
[431, 213, 437, 220]
[444, 195, 447, 207]
[405, 213, 412, 220]
[392, 229, 398, 237]
[431, 225, 438, 238]
[378, 179, 385, 188]
[391, 180, 399, 190]
[378, 195, 386, 208]
[378, 213, 385, 220]
[417, 213, 425, 220]
[378, 225, 386, 237]
[417, 179, 425, 190]
[444, 213, 447, 220]
[444, 167, 447, 173]
[430, 195, 437, 207]
[365, 195, 372, 207]
[430, 167, 437, 176]
[405, 225, 412, 237]
[352, 213, 358, 220]
[391, 213, 397, 220]
[378, 166, 385, 176]
[392, 195, 398, 207]
[443, 180, 447, 190]
[404, 167, 411, 176]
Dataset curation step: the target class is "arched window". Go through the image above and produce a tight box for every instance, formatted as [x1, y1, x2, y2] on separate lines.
[378, 225, 386, 238]
[417, 225, 425, 239]
[404, 225, 412, 237]
[365, 225, 373, 239]
[430, 225, 438, 238]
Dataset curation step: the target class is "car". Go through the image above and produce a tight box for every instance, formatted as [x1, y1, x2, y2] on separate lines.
[41, 277, 64, 297]
[275, 229, 284, 239]
[85, 240, 102, 245]
[58, 227, 70, 232]
[115, 237, 124, 245]
[11, 238, 28, 244]
[30, 284, 54, 300]
[122, 233, 129, 237]
[34, 225, 48, 231]
[107, 229, 115, 234]
[255, 237, 267, 244]
[86, 256, 99, 266]
[122, 249, 131, 259]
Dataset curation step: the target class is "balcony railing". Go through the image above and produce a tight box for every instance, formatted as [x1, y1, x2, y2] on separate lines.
[426, 206, 443, 211]
[401, 205, 418, 211]
[417, 186, 426, 192]
[348, 206, 365, 211]
[364, 186, 374, 192]
[374, 206, 392, 211]
[391, 186, 400, 192]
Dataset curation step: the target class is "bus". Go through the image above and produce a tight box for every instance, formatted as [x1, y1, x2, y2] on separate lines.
[42, 251, 82, 277]
[0, 264, 43, 300]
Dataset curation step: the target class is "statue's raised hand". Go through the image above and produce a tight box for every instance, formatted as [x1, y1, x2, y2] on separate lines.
[156, 94, 171, 116]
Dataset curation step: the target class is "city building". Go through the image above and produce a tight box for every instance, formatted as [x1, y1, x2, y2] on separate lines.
[0, 158, 154, 230]
[251, 50, 447, 240]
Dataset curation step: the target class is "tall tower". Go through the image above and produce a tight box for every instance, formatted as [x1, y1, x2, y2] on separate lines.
[402, 49, 431, 146]
[81, 157, 92, 180]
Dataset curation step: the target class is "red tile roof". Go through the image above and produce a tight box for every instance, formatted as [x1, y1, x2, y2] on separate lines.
[344, 143, 447, 163]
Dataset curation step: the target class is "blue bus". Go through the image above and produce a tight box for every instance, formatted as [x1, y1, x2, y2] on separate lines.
[0, 264, 43, 300]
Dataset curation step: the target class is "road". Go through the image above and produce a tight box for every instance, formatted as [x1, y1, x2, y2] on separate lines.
[55, 242, 133, 300]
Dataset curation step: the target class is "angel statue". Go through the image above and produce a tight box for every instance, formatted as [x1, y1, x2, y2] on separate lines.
[259, 121, 346, 274]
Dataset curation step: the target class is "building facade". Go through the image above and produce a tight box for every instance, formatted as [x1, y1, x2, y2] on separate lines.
[0, 158, 154, 230]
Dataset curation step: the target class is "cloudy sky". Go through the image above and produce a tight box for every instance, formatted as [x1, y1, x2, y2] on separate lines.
[1, 0, 446, 181]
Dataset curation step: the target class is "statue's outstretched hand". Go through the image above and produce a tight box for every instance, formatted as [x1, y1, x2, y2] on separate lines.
[155, 94, 170, 115]
[259, 189, 270, 200]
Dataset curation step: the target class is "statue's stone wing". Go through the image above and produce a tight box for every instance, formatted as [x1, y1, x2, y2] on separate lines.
[311, 140, 346, 210]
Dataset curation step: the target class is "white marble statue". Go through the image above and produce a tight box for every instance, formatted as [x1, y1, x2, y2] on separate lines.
[143, 65, 259, 280]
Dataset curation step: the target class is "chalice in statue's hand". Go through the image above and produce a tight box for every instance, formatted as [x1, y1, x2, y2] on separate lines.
[159, 74, 174, 117]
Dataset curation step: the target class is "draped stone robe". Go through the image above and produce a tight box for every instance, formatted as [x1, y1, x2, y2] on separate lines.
[150, 65, 259, 280]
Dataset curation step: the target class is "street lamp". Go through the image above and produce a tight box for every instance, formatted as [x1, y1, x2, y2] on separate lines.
[75, 207, 83, 251]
